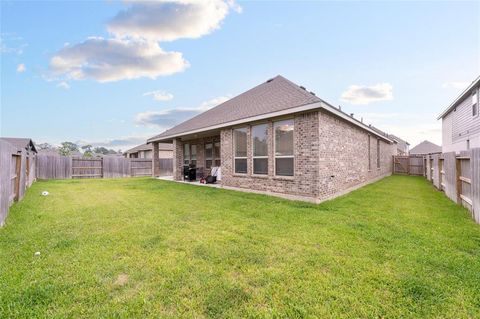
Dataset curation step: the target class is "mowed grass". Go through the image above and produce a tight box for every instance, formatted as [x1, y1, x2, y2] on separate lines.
[0, 176, 479, 318]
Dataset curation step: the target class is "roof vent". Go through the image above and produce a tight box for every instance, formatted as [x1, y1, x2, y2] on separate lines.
[350, 113, 354, 117]
[310, 91, 316, 96]
[338, 105, 342, 110]
[300, 86, 306, 90]
[266, 78, 274, 83]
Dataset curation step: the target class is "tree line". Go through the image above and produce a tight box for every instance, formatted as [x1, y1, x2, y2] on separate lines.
[36, 142, 122, 157]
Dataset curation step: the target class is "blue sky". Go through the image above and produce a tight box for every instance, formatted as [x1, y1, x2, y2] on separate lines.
[1, 0, 479, 150]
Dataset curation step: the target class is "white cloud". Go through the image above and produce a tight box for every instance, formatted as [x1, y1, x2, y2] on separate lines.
[377, 123, 442, 147]
[49, 37, 188, 82]
[143, 90, 174, 101]
[1, 33, 27, 54]
[108, 0, 240, 42]
[341, 83, 393, 105]
[56, 81, 70, 89]
[200, 96, 230, 109]
[353, 111, 441, 146]
[48, 1, 239, 83]
[16, 63, 26, 73]
[135, 95, 230, 129]
[75, 135, 151, 151]
[442, 81, 470, 90]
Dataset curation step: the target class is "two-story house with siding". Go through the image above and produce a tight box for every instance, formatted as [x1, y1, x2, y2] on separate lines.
[438, 76, 480, 153]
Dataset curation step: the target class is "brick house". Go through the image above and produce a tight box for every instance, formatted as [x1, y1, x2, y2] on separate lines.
[148, 76, 396, 203]
[123, 143, 173, 159]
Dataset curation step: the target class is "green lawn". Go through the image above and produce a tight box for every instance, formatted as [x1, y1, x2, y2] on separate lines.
[0, 176, 479, 318]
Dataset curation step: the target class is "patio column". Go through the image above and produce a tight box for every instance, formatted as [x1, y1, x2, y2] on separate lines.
[173, 138, 183, 181]
[152, 142, 159, 177]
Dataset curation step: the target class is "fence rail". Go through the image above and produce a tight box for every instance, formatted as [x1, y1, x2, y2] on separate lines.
[393, 155, 425, 175]
[36, 155, 173, 180]
[394, 148, 480, 224]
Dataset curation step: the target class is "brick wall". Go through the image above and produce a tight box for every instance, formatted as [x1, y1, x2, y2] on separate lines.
[221, 111, 321, 199]
[172, 136, 220, 181]
[172, 109, 395, 202]
[317, 109, 394, 199]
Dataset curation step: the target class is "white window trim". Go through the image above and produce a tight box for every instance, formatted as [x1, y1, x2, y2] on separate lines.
[252, 123, 269, 175]
[273, 119, 295, 177]
[472, 89, 479, 118]
[233, 127, 248, 174]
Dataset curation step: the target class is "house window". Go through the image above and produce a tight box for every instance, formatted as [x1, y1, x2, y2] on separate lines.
[472, 90, 478, 117]
[206, 141, 221, 169]
[191, 145, 197, 166]
[183, 143, 190, 165]
[205, 143, 213, 169]
[252, 124, 268, 174]
[274, 119, 294, 176]
[214, 142, 221, 167]
[368, 135, 371, 171]
[233, 128, 247, 173]
[183, 144, 196, 166]
[376, 139, 380, 169]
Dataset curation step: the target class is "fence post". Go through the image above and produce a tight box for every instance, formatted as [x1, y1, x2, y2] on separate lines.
[425, 155, 430, 181]
[456, 157, 462, 204]
[438, 156, 443, 191]
[471, 148, 480, 223]
[13, 155, 21, 201]
[152, 142, 159, 177]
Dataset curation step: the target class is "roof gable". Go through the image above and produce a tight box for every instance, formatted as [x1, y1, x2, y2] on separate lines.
[410, 140, 441, 155]
[124, 143, 172, 154]
[147, 75, 393, 143]
[148, 75, 320, 142]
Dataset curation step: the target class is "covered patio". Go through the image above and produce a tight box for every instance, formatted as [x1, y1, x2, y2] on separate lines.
[151, 129, 222, 183]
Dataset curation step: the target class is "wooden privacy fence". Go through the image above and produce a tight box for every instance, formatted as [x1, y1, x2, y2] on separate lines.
[36, 155, 173, 179]
[421, 149, 479, 224]
[393, 155, 425, 175]
[0, 140, 36, 226]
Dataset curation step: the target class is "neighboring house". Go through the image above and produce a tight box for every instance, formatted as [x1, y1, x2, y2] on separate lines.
[389, 134, 410, 155]
[369, 127, 409, 156]
[124, 143, 173, 159]
[438, 76, 480, 153]
[410, 140, 442, 155]
[148, 75, 396, 203]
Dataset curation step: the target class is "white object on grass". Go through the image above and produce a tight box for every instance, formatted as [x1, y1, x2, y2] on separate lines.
[34, 251, 41, 256]
[41, 191, 49, 196]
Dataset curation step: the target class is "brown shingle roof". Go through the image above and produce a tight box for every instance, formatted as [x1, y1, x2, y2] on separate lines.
[410, 140, 441, 155]
[124, 143, 172, 154]
[147, 75, 393, 143]
[148, 75, 321, 142]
